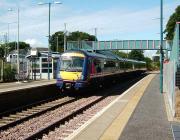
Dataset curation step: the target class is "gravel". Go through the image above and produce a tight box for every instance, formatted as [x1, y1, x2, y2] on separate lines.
[0, 96, 101, 140]
[42, 95, 118, 140]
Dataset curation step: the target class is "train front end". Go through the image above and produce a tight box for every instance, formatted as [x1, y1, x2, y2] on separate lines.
[56, 51, 88, 91]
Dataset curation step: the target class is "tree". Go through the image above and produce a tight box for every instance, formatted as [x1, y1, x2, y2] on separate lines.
[50, 31, 97, 52]
[67, 31, 96, 41]
[156, 50, 160, 54]
[165, 5, 180, 40]
[144, 57, 153, 70]
[3, 63, 16, 81]
[50, 31, 64, 52]
[8, 41, 30, 52]
[0, 46, 4, 58]
[0, 41, 30, 56]
[112, 51, 128, 58]
[128, 50, 144, 61]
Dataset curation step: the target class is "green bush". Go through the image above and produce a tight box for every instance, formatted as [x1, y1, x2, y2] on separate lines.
[0, 63, 16, 82]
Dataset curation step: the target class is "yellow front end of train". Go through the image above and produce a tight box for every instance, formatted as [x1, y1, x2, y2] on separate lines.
[60, 71, 82, 81]
[57, 52, 86, 90]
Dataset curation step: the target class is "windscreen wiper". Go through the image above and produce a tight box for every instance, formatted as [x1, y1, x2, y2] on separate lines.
[64, 63, 72, 71]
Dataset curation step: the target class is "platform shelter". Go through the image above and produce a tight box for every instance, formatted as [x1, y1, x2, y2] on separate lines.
[26, 48, 60, 80]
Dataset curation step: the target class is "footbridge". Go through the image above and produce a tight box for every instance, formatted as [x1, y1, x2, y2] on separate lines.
[67, 40, 169, 51]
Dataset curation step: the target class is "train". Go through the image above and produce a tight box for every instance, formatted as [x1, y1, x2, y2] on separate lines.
[56, 50, 146, 91]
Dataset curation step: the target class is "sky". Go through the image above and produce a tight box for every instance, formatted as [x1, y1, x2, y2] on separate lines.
[0, 0, 179, 57]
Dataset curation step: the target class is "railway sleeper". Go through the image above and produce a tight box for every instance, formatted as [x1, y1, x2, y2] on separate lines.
[1, 117, 16, 120]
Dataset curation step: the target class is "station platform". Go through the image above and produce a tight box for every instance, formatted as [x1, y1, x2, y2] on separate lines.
[67, 73, 173, 140]
[0, 80, 56, 94]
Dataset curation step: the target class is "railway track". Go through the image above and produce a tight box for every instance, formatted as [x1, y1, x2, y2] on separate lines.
[0, 96, 76, 130]
[26, 95, 107, 140]
[42, 95, 118, 140]
[0, 95, 105, 140]
[0, 94, 63, 118]
[0, 74, 146, 140]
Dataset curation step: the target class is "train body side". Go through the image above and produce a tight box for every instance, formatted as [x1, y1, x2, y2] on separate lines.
[56, 50, 146, 91]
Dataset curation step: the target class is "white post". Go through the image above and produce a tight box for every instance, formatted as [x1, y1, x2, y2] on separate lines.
[17, 7, 20, 81]
[116, 41, 118, 49]
[52, 58, 54, 79]
[31, 59, 33, 80]
[146, 40, 149, 49]
[122, 41, 124, 49]
[40, 57, 42, 79]
[64, 23, 67, 52]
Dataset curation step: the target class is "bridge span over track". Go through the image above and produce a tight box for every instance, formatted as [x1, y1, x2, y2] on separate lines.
[67, 40, 169, 51]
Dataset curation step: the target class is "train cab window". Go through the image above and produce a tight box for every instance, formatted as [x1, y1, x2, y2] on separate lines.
[60, 56, 84, 72]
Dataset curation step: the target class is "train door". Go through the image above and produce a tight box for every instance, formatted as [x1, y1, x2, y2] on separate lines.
[88, 58, 95, 77]
[89, 58, 103, 76]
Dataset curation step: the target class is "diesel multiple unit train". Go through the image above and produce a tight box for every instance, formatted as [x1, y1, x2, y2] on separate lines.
[56, 50, 146, 91]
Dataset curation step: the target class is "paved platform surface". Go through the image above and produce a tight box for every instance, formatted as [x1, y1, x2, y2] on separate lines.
[69, 74, 173, 140]
[119, 75, 173, 140]
[171, 123, 180, 140]
[0, 80, 56, 94]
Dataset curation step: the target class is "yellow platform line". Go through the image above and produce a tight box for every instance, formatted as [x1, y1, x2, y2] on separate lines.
[100, 74, 155, 140]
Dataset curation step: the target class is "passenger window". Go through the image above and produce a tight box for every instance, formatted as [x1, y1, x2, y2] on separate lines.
[94, 60, 102, 73]
[96, 65, 101, 73]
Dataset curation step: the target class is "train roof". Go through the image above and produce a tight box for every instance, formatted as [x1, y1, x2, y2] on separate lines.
[96, 51, 145, 64]
[62, 50, 119, 60]
[62, 50, 146, 64]
[123, 58, 146, 64]
[96, 51, 145, 63]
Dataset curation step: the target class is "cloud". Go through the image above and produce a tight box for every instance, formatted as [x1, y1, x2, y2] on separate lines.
[144, 50, 157, 59]
[0, 0, 15, 8]
[25, 38, 44, 48]
[59, 2, 178, 40]
[0, 1, 179, 49]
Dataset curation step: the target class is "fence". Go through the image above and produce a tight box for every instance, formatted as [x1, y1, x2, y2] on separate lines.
[164, 22, 180, 116]
[163, 61, 176, 116]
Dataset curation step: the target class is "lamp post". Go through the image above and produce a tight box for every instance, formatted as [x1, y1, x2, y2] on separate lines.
[38, 1, 62, 80]
[7, 22, 17, 57]
[160, 0, 163, 93]
[8, 8, 20, 82]
[7, 22, 17, 43]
